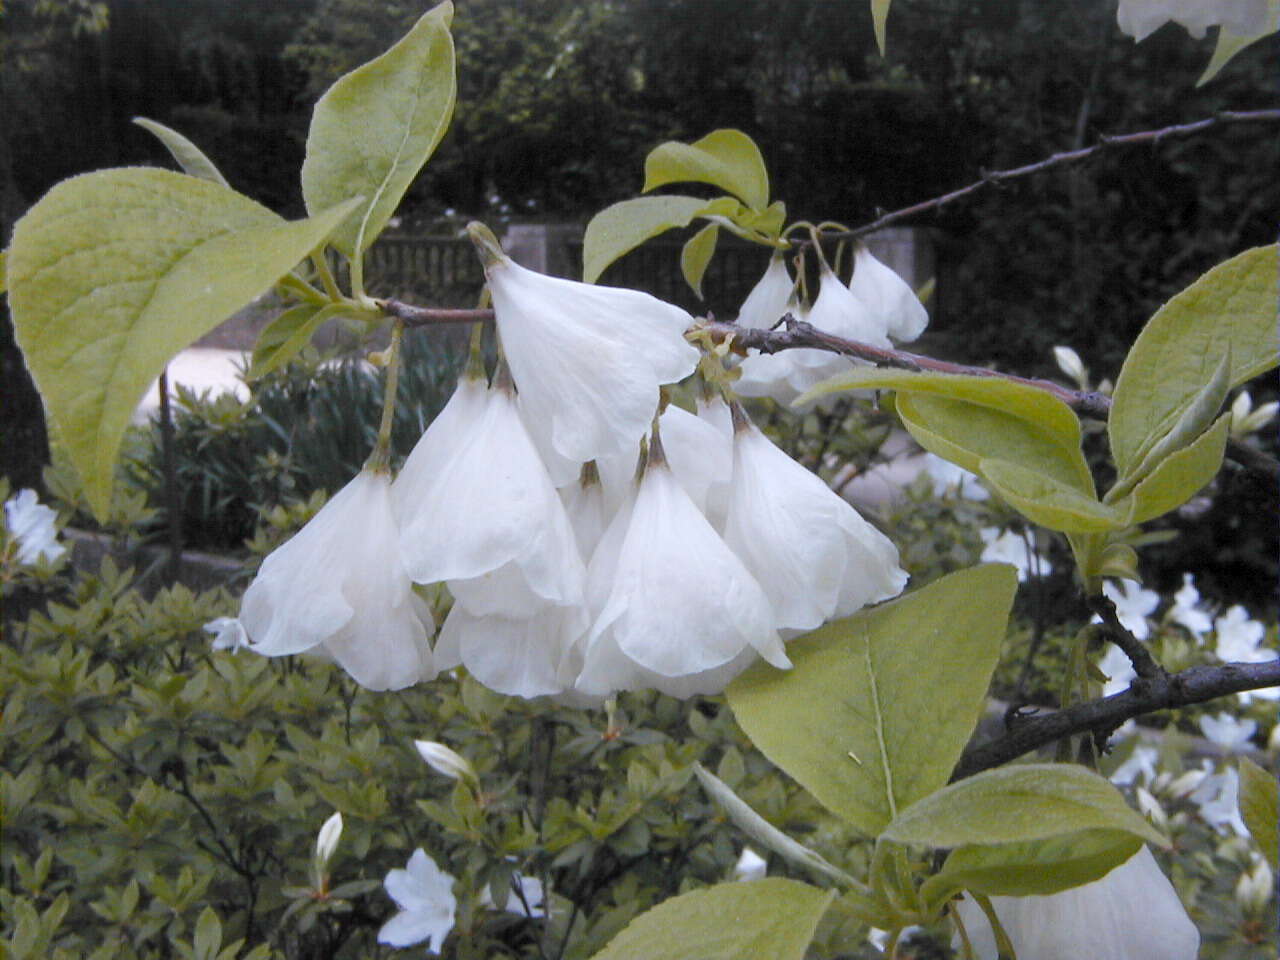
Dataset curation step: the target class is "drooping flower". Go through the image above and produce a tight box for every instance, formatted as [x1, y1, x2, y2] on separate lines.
[469, 222, 699, 466]
[1168, 573, 1212, 638]
[204, 616, 247, 653]
[378, 849, 457, 953]
[722, 405, 907, 634]
[4, 488, 66, 566]
[575, 430, 789, 698]
[847, 242, 929, 343]
[435, 603, 588, 699]
[1198, 712, 1257, 751]
[979, 527, 1048, 581]
[391, 374, 489, 518]
[1116, 0, 1269, 41]
[953, 845, 1199, 959]
[735, 252, 793, 330]
[239, 469, 435, 692]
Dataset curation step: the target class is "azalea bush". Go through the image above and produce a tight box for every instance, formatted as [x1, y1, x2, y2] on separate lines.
[3, 2, 1279, 959]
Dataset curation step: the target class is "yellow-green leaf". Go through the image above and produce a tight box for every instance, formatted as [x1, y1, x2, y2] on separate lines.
[1110, 245, 1279, 476]
[644, 129, 770, 211]
[979, 458, 1128, 533]
[727, 565, 1017, 837]
[882, 764, 1167, 850]
[301, 1, 456, 257]
[582, 195, 728, 284]
[680, 222, 720, 299]
[1119, 414, 1230, 524]
[1238, 758, 1278, 867]
[0, 249, 6, 295]
[590, 879, 833, 960]
[132, 117, 229, 186]
[249, 303, 327, 379]
[871, 0, 892, 56]
[7, 167, 358, 520]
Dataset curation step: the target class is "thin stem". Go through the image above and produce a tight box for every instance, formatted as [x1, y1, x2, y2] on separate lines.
[367, 320, 404, 473]
[312, 250, 342, 301]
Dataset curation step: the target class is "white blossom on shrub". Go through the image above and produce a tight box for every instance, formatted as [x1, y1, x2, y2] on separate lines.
[239, 469, 436, 692]
[204, 616, 247, 653]
[953, 845, 1199, 959]
[378, 849, 457, 952]
[979, 527, 1048, 581]
[1117, 0, 1270, 41]
[1099, 578, 1160, 641]
[413, 740, 477, 784]
[1198, 712, 1258, 751]
[479, 873, 546, 917]
[732, 848, 768, 882]
[4, 488, 65, 566]
[1214, 605, 1270, 661]
[734, 252, 793, 330]
[1168, 573, 1212, 638]
[1189, 766, 1249, 836]
[847, 241, 929, 343]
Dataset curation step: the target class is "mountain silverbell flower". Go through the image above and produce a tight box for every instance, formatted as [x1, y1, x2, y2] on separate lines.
[734, 251, 793, 329]
[378, 848, 457, 953]
[723, 403, 907, 633]
[434, 603, 589, 698]
[391, 372, 488, 520]
[396, 368, 586, 618]
[847, 242, 929, 343]
[468, 221, 699, 466]
[575, 425, 789, 698]
[239, 469, 436, 692]
[953, 845, 1199, 959]
[1116, 0, 1269, 40]
[414, 740, 478, 785]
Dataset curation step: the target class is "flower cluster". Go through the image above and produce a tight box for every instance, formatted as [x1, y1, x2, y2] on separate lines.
[222, 226, 908, 698]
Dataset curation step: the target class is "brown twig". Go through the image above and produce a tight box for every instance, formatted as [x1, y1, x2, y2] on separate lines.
[377, 299, 494, 327]
[953, 658, 1280, 780]
[828, 109, 1280, 239]
[1087, 593, 1164, 680]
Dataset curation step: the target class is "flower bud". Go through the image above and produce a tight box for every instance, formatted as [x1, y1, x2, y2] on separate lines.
[414, 740, 478, 785]
[1230, 391, 1279, 438]
[1053, 345, 1089, 389]
[315, 811, 344, 868]
[1235, 855, 1273, 916]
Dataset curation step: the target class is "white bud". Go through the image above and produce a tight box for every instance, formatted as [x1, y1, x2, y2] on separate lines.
[414, 740, 477, 784]
[732, 847, 768, 882]
[1167, 768, 1209, 800]
[1136, 786, 1168, 831]
[1231, 391, 1279, 437]
[315, 811, 343, 869]
[1053, 346, 1089, 389]
[1235, 855, 1273, 916]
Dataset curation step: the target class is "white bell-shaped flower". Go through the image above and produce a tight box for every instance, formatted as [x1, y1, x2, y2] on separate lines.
[240, 469, 435, 692]
[733, 299, 812, 405]
[575, 429, 789, 698]
[396, 370, 586, 618]
[953, 845, 1200, 960]
[735, 252, 793, 329]
[1117, 0, 1268, 40]
[392, 373, 488, 517]
[560, 462, 608, 560]
[847, 242, 929, 343]
[435, 603, 588, 699]
[723, 405, 907, 633]
[470, 222, 700, 466]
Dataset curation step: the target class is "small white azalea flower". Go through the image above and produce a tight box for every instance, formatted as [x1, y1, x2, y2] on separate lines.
[1198, 712, 1258, 751]
[575, 433, 789, 698]
[1214, 605, 1270, 661]
[1230, 391, 1279, 437]
[239, 470, 436, 692]
[735, 253, 793, 329]
[979, 527, 1048, 581]
[847, 242, 929, 343]
[1117, 0, 1270, 40]
[723, 407, 907, 634]
[471, 223, 699, 466]
[953, 845, 1199, 959]
[1169, 573, 1212, 638]
[920, 453, 989, 501]
[732, 847, 768, 882]
[397, 375, 586, 619]
[414, 740, 478, 783]
[1189, 767, 1250, 836]
[204, 616, 247, 653]
[1110, 742, 1159, 786]
[378, 849, 457, 952]
[1098, 579, 1160, 642]
[4, 488, 66, 566]
[314, 812, 343, 869]
[1053, 345, 1089, 389]
[480, 873, 546, 918]
[1098, 643, 1137, 697]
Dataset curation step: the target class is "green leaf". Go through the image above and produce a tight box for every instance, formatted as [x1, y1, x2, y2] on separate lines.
[590, 878, 833, 960]
[681, 222, 720, 299]
[737, 200, 787, 239]
[895, 392, 1093, 493]
[249, 304, 325, 379]
[644, 129, 770, 211]
[132, 117, 229, 186]
[1119, 414, 1230, 524]
[871, 0, 892, 56]
[692, 764, 856, 887]
[728, 565, 1018, 837]
[582, 195, 730, 284]
[1238, 757, 1278, 867]
[7, 167, 358, 520]
[193, 907, 222, 960]
[928, 829, 1143, 899]
[798, 369, 1084, 451]
[0, 249, 6, 295]
[1110, 245, 1280, 476]
[1198, 3, 1280, 85]
[979, 458, 1128, 533]
[301, 1, 456, 258]
[881, 763, 1167, 850]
